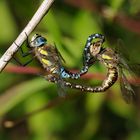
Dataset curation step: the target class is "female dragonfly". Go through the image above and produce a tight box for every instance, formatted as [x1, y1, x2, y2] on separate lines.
[64, 34, 139, 103]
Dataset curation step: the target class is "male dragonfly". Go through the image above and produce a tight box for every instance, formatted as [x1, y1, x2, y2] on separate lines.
[14, 33, 104, 96]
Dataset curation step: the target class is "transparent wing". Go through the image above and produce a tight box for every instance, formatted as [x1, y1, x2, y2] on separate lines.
[116, 39, 140, 83]
[54, 43, 66, 63]
[56, 52, 67, 97]
[116, 39, 132, 72]
[126, 63, 140, 77]
[119, 68, 135, 103]
[48, 43, 67, 97]
[40, 71, 67, 97]
[57, 79, 67, 97]
[115, 39, 130, 61]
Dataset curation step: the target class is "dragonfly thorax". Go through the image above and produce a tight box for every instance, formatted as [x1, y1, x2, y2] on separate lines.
[99, 48, 119, 69]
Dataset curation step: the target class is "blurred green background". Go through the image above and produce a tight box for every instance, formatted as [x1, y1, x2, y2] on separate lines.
[0, 0, 140, 140]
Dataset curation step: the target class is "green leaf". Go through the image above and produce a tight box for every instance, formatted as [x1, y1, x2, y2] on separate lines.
[73, 10, 102, 43]
[0, 1, 17, 44]
[0, 78, 50, 116]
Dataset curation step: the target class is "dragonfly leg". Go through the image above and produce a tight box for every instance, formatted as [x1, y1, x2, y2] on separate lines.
[14, 41, 34, 66]
[24, 32, 31, 48]
[13, 56, 34, 66]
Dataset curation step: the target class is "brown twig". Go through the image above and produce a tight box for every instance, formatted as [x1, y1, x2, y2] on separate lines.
[3, 93, 81, 128]
[4, 65, 140, 84]
[0, 0, 54, 72]
[4, 64, 106, 80]
[5, 64, 41, 74]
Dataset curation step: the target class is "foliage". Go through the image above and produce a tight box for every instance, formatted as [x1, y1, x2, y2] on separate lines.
[0, 0, 140, 140]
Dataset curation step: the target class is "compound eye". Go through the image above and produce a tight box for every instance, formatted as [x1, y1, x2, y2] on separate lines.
[39, 37, 47, 43]
[36, 37, 47, 47]
[30, 35, 47, 47]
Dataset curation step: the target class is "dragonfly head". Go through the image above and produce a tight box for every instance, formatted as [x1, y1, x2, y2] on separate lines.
[90, 40, 103, 56]
[30, 34, 47, 48]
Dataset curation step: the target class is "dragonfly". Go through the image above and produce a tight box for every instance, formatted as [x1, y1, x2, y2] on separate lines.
[63, 34, 139, 103]
[14, 34, 78, 96]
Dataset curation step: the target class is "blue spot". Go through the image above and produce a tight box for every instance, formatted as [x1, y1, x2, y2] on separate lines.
[36, 37, 47, 47]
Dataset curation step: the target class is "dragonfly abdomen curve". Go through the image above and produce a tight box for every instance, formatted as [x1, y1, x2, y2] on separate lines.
[64, 67, 118, 92]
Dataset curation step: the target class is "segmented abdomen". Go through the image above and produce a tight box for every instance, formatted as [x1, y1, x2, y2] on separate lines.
[80, 34, 105, 75]
[63, 67, 118, 92]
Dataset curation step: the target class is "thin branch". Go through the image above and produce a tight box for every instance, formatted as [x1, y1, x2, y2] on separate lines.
[4, 65, 140, 84]
[2, 89, 119, 129]
[2, 93, 81, 128]
[0, 0, 54, 72]
[4, 64, 106, 80]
